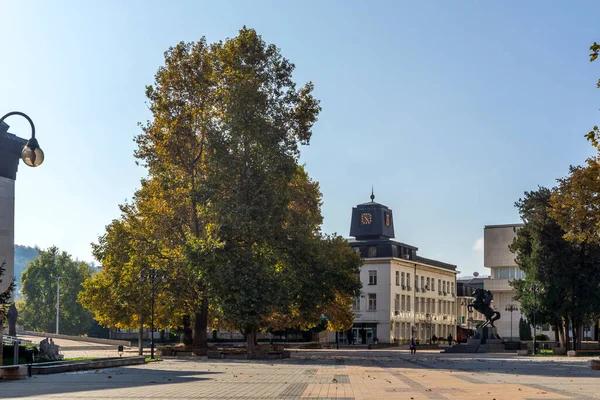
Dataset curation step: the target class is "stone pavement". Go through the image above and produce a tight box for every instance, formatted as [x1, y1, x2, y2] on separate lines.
[0, 348, 599, 399]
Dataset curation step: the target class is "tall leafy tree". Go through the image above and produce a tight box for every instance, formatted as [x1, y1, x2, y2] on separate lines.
[548, 163, 600, 349]
[20, 247, 96, 336]
[509, 187, 577, 348]
[89, 27, 361, 353]
[190, 29, 358, 348]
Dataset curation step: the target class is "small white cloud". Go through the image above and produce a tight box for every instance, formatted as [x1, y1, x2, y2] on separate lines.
[472, 237, 484, 252]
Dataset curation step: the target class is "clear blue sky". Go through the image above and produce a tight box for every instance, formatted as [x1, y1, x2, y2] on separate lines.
[1, 1, 598, 276]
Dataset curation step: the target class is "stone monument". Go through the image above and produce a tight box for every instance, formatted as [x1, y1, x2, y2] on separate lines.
[39, 338, 63, 361]
[7, 302, 17, 336]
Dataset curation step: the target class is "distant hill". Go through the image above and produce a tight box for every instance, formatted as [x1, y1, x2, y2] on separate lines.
[14, 244, 40, 284]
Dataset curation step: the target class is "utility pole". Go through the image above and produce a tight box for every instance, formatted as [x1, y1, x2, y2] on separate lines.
[150, 270, 155, 360]
[56, 277, 60, 334]
[413, 263, 417, 339]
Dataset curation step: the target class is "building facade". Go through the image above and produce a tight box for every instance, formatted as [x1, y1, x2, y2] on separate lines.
[344, 196, 458, 344]
[0, 123, 27, 304]
[483, 224, 555, 341]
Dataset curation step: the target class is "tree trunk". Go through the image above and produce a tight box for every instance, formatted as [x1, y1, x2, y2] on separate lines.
[182, 315, 193, 347]
[564, 317, 570, 351]
[138, 316, 144, 356]
[247, 327, 258, 353]
[192, 297, 208, 356]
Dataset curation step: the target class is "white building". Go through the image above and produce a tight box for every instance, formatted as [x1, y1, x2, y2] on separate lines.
[343, 196, 458, 344]
[483, 224, 555, 341]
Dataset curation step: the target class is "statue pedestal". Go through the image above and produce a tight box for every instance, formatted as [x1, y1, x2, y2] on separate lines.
[472, 326, 501, 344]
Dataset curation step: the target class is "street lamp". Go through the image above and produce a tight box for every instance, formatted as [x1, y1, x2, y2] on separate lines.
[0, 112, 44, 167]
[421, 313, 433, 344]
[505, 304, 518, 342]
[531, 282, 541, 354]
[56, 277, 60, 334]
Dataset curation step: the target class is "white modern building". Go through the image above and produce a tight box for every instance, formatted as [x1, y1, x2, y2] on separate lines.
[483, 224, 555, 340]
[342, 195, 458, 344]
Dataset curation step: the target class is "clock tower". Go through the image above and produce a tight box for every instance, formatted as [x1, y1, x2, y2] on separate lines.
[349, 191, 395, 240]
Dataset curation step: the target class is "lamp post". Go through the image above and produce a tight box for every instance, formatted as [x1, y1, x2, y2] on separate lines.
[505, 304, 518, 342]
[0, 112, 44, 167]
[56, 277, 60, 334]
[531, 283, 539, 354]
[150, 269, 156, 360]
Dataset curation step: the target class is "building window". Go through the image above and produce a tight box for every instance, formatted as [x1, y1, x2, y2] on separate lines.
[395, 294, 400, 313]
[438, 279, 441, 293]
[401, 295, 406, 311]
[421, 297, 425, 312]
[396, 271, 400, 286]
[426, 298, 430, 313]
[368, 293, 377, 311]
[407, 273, 411, 290]
[421, 276, 425, 291]
[401, 272, 405, 288]
[426, 277, 430, 291]
[385, 213, 391, 226]
[415, 297, 419, 312]
[451, 282, 455, 295]
[415, 275, 419, 290]
[369, 270, 377, 285]
[407, 295, 411, 312]
[431, 279, 435, 291]
[368, 246, 377, 257]
[352, 296, 360, 311]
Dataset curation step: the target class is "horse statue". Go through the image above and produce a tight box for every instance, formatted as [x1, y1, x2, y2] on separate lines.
[467, 288, 501, 327]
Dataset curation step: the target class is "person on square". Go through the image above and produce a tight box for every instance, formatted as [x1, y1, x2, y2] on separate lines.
[409, 337, 417, 354]
[447, 333, 453, 346]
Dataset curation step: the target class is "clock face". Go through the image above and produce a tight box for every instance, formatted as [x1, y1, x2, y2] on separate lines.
[385, 213, 391, 227]
[360, 212, 372, 225]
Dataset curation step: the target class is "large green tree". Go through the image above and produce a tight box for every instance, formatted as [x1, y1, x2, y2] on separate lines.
[0, 260, 16, 365]
[509, 187, 574, 348]
[511, 186, 600, 350]
[87, 27, 361, 353]
[548, 164, 600, 349]
[20, 247, 96, 336]
[183, 29, 359, 349]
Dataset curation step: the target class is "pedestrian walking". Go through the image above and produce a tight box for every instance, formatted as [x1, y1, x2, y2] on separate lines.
[409, 337, 417, 354]
[447, 333, 453, 346]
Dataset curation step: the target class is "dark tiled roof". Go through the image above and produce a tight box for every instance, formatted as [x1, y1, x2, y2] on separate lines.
[347, 238, 418, 250]
[415, 256, 456, 272]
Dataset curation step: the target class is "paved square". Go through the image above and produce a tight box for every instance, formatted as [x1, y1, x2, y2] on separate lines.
[1, 349, 599, 399]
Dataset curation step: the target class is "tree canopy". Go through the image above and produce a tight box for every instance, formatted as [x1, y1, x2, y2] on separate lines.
[20, 247, 96, 336]
[82, 27, 362, 351]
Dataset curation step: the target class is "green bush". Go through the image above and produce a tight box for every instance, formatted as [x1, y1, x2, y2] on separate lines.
[2, 344, 39, 361]
[535, 333, 549, 341]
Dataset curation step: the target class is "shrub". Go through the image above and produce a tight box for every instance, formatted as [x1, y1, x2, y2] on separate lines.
[535, 333, 549, 341]
[1, 344, 39, 361]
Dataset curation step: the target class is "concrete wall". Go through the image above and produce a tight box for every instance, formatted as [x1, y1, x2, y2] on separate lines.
[0, 177, 15, 301]
[484, 225, 521, 268]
